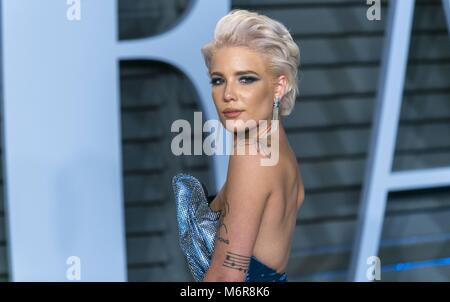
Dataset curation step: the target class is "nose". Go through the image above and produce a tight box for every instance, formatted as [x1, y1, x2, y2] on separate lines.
[223, 82, 236, 102]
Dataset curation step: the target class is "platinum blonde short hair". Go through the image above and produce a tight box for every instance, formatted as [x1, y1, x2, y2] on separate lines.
[201, 9, 300, 116]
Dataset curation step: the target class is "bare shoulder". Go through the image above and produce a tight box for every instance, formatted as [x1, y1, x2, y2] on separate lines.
[225, 153, 275, 200]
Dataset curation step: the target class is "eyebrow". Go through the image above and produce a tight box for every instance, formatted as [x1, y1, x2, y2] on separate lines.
[210, 70, 260, 77]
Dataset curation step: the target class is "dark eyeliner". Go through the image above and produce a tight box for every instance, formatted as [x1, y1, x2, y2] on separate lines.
[210, 77, 223, 85]
[240, 75, 259, 84]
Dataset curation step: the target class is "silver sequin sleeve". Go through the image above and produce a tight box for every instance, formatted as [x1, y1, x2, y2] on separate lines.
[172, 173, 221, 281]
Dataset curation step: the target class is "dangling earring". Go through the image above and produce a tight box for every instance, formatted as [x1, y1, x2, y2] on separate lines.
[272, 96, 281, 121]
[261, 95, 281, 154]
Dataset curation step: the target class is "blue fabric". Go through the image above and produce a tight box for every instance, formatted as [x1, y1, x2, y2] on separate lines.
[172, 173, 288, 282]
[246, 256, 288, 282]
[172, 173, 220, 282]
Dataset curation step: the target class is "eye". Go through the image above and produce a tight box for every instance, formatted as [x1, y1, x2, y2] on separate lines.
[210, 77, 224, 86]
[239, 76, 259, 84]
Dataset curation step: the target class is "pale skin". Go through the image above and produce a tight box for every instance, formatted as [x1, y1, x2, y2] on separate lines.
[202, 46, 305, 282]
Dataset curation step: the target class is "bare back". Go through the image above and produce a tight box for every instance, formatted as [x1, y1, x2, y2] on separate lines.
[210, 128, 305, 274]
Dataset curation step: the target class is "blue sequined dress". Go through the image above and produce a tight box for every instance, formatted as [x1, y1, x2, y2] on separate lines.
[172, 173, 288, 282]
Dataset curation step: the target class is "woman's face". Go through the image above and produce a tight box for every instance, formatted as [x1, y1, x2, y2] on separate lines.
[209, 46, 279, 134]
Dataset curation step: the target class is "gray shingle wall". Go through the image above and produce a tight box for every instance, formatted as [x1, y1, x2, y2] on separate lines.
[119, 58, 213, 281]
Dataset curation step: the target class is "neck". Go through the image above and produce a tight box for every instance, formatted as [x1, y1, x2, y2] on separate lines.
[233, 118, 285, 151]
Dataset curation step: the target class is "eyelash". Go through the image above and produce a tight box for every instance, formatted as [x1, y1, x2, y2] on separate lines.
[210, 76, 259, 86]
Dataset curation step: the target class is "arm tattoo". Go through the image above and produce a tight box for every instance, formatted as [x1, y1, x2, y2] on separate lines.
[216, 199, 230, 245]
[223, 251, 250, 273]
[217, 234, 229, 245]
[216, 199, 251, 273]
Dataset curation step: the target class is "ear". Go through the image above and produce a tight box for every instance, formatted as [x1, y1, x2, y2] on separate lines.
[274, 75, 287, 99]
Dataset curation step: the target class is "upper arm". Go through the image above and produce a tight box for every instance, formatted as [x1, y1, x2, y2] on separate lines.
[203, 154, 272, 282]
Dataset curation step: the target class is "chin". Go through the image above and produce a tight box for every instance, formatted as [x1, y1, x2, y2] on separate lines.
[224, 120, 259, 137]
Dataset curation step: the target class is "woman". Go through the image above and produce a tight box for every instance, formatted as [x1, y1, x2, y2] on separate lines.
[173, 9, 304, 282]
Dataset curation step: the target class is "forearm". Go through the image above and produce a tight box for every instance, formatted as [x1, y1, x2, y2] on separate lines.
[203, 269, 244, 282]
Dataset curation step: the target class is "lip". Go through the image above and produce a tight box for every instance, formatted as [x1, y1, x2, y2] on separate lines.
[223, 109, 244, 118]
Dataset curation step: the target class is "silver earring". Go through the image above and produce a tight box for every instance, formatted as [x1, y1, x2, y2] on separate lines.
[272, 96, 281, 121]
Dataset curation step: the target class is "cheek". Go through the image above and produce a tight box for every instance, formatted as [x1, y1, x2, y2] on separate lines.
[244, 85, 273, 116]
